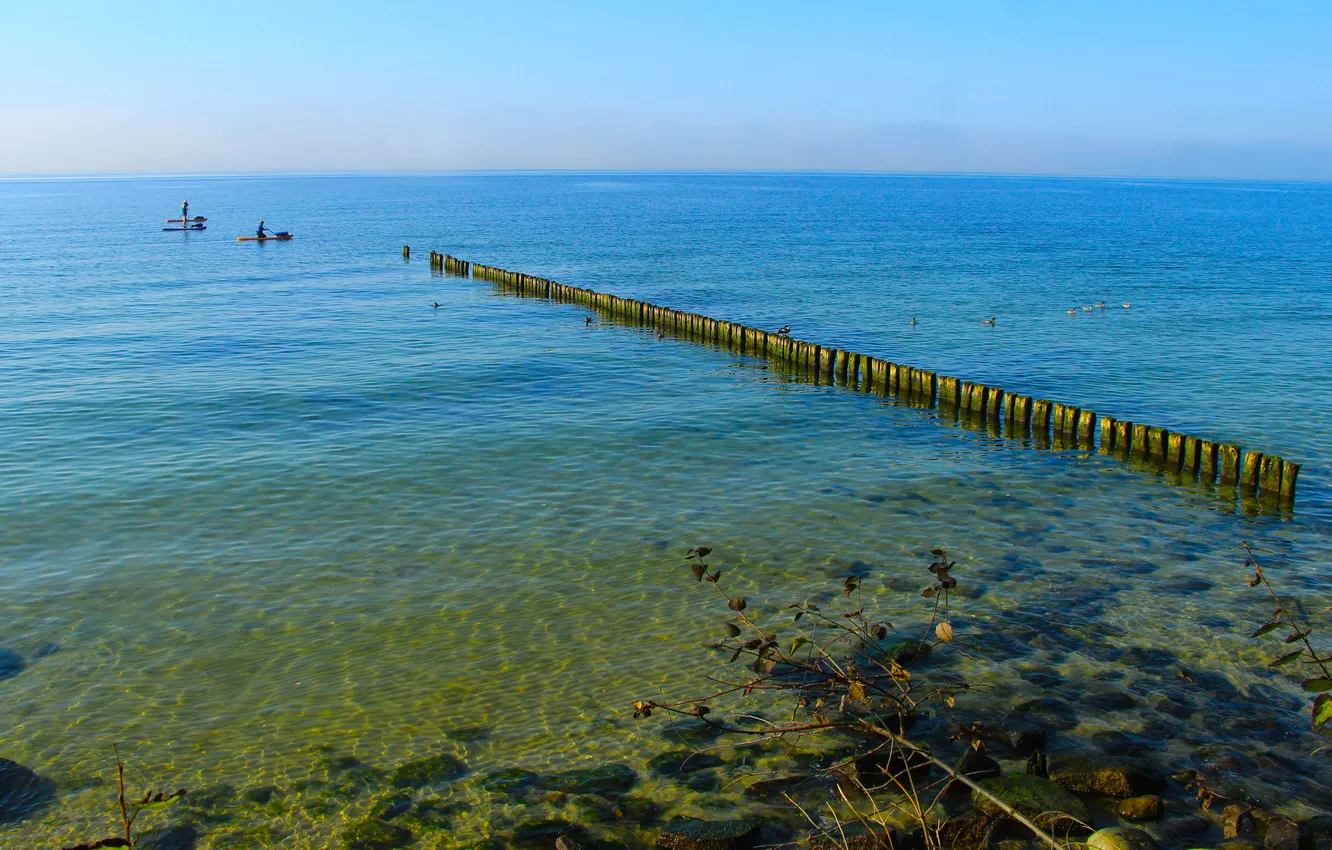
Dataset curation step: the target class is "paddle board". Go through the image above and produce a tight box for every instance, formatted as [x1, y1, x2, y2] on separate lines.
[163, 226, 206, 231]
[166, 217, 208, 223]
[237, 233, 293, 241]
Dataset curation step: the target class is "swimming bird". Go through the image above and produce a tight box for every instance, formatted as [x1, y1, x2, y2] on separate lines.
[910, 317, 917, 326]
[1082, 305, 1094, 311]
[585, 316, 592, 326]
[777, 325, 790, 336]
[1067, 309, 1077, 316]
[1122, 302, 1131, 308]
[1097, 301, 1106, 309]
[432, 302, 440, 309]
[657, 331, 665, 340]
[981, 317, 996, 326]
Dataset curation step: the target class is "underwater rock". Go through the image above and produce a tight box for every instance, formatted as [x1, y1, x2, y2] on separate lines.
[1008, 698, 1079, 731]
[1091, 731, 1152, 759]
[972, 775, 1091, 827]
[948, 748, 1001, 791]
[390, 753, 468, 788]
[1049, 755, 1165, 797]
[1265, 819, 1301, 850]
[880, 639, 930, 666]
[480, 767, 542, 796]
[656, 818, 759, 850]
[741, 774, 821, 800]
[854, 748, 931, 789]
[1086, 691, 1138, 711]
[646, 750, 723, 777]
[543, 763, 638, 797]
[241, 785, 277, 805]
[136, 824, 199, 850]
[1088, 826, 1160, 850]
[510, 818, 588, 850]
[808, 822, 897, 850]
[0, 649, 24, 681]
[933, 816, 994, 850]
[343, 816, 414, 850]
[556, 836, 591, 850]
[996, 720, 1047, 755]
[1116, 795, 1163, 821]
[0, 758, 56, 823]
[1161, 815, 1210, 836]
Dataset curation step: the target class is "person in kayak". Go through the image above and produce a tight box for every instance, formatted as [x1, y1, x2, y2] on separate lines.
[181, 200, 189, 221]
[256, 221, 270, 238]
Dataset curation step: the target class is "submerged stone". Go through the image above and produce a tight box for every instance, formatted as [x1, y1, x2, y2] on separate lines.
[480, 767, 542, 795]
[390, 753, 468, 788]
[543, 763, 638, 797]
[973, 775, 1091, 827]
[656, 818, 759, 850]
[136, 824, 200, 850]
[510, 818, 587, 850]
[1049, 756, 1165, 797]
[0, 758, 56, 823]
[343, 816, 414, 850]
[881, 639, 930, 666]
[646, 750, 723, 777]
[0, 649, 24, 681]
[808, 822, 897, 850]
[1117, 795, 1163, 821]
[1088, 827, 1160, 850]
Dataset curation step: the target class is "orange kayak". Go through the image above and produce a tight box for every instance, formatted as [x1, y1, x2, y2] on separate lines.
[237, 233, 293, 242]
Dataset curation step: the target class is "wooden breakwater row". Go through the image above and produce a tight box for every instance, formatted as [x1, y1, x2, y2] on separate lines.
[425, 251, 1302, 504]
[430, 251, 470, 276]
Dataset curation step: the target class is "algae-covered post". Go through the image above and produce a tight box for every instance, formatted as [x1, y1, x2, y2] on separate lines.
[402, 245, 410, 259]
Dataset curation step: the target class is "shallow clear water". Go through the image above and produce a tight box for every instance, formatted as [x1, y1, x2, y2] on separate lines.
[2, 174, 1331, 848]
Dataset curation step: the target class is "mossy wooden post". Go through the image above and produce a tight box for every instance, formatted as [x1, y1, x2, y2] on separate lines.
[1281, 461, 1300, 503]
[858, 356, 875, 391]
[1100, 416, 1117, 450]
[1218, 444, 1241, 483]
[1259, 455, 1284, 494]
[986, 388, 1003, 420]
[1013, 395, 1032, 430]
[820, 347, 837, 383]
[1032, 399, 1052, 439]
[939, 376, 961, 409]
[1164, 432, 1185, 471]
[1181, 436, 1201, 475]
[1003, 392, 1017, 423]
[1147, 427, 1167, 459]
[1240, 451, 1263, 490]
[959, 381, 974, 412]
[922, 370, 938, 405]
[1051, 403, 1066, 433]
[835, 350, 851, 385]
[1076, 410, 1095, 445]
[1198, 440, 1218, 482]
[403, 245, 410, 259]
[1132, 424, 1149, 455]
[970, 383, 988, 414]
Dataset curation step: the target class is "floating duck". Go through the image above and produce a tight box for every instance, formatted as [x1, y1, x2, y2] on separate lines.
[1067, 309, 1077, 316]
[910, 317, 917, 326]
[1097, 301, 1106, 309]
[1122, 302, 1131, 308]
[1082, 305, 1094, 311]
[432, 302, 440, 309]
[981, 317, 996, 326]
[657, 332, 666, 340]
[777, 325, 790, 336]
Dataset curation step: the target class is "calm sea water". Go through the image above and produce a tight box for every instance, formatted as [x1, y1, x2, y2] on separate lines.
[2, 174, 1331, 848]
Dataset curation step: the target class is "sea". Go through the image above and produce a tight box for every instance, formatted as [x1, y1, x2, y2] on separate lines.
[2, 173, 1331, 848]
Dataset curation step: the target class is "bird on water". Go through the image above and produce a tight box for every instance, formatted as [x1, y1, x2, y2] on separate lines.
[432, 302, 440, 309]
[1097, 301, 1106, 308]
[1122, 302, 1132, 308]
[981, 317, 996, 326]
[585, 316, 593, 325]
[1068, 309, 1077, 316]
[1082, 305, 1094, 311]
[910, 317, 917, 326]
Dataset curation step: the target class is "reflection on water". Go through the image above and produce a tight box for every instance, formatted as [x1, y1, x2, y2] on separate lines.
[1, 175, 1330, 847]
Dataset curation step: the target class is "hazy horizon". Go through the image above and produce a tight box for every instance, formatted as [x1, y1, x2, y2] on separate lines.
[4, 1, 1331, 180]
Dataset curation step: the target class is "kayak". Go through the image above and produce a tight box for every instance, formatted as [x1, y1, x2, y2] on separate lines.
[166, 216, 208, 222]
[237, 232, 293, 241]
[163, 226, 206, 231]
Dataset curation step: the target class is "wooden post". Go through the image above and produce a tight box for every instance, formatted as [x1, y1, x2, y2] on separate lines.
[1198, 440, 1218, 482]
[1147, 427, 1167, 459]
[939, 376, 961, 408]
[1100, 416, 1116, 449]
[987, 388, 1004, 420]
[959, 381, 974, 411]
[1281, 461, 1300, 502]
[1074, 409, 1094, 445]
[1113, 420, 1132, 453]
[1219, 444, 1241, 483]
[835, 350, 851, 385]
[1180, 436, 1201, 474]
[1240, 451, 1263, 490]
[1032, 399, 1052, 434]
[821, 348, 838, 382]
[403, 245, 410, 259]
[970, 383, 988, 413]
[1165, 433, 1185, 471]
[1259, 455, 1284, 493]
[1132, 424, 1150, 455]
[921, 370, 937, 405]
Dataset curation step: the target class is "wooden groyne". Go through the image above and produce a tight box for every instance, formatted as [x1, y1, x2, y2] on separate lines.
[414, 249, 1302, 505]
[430, 251, 470, 276]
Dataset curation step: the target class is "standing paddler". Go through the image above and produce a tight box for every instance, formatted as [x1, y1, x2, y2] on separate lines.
[181, 200, 189, 221]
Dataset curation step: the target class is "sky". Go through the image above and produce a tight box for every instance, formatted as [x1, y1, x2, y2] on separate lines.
[2, 1, 1330, 179]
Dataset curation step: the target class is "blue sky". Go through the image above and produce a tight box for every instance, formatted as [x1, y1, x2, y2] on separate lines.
[2, 1, 1330, 177]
